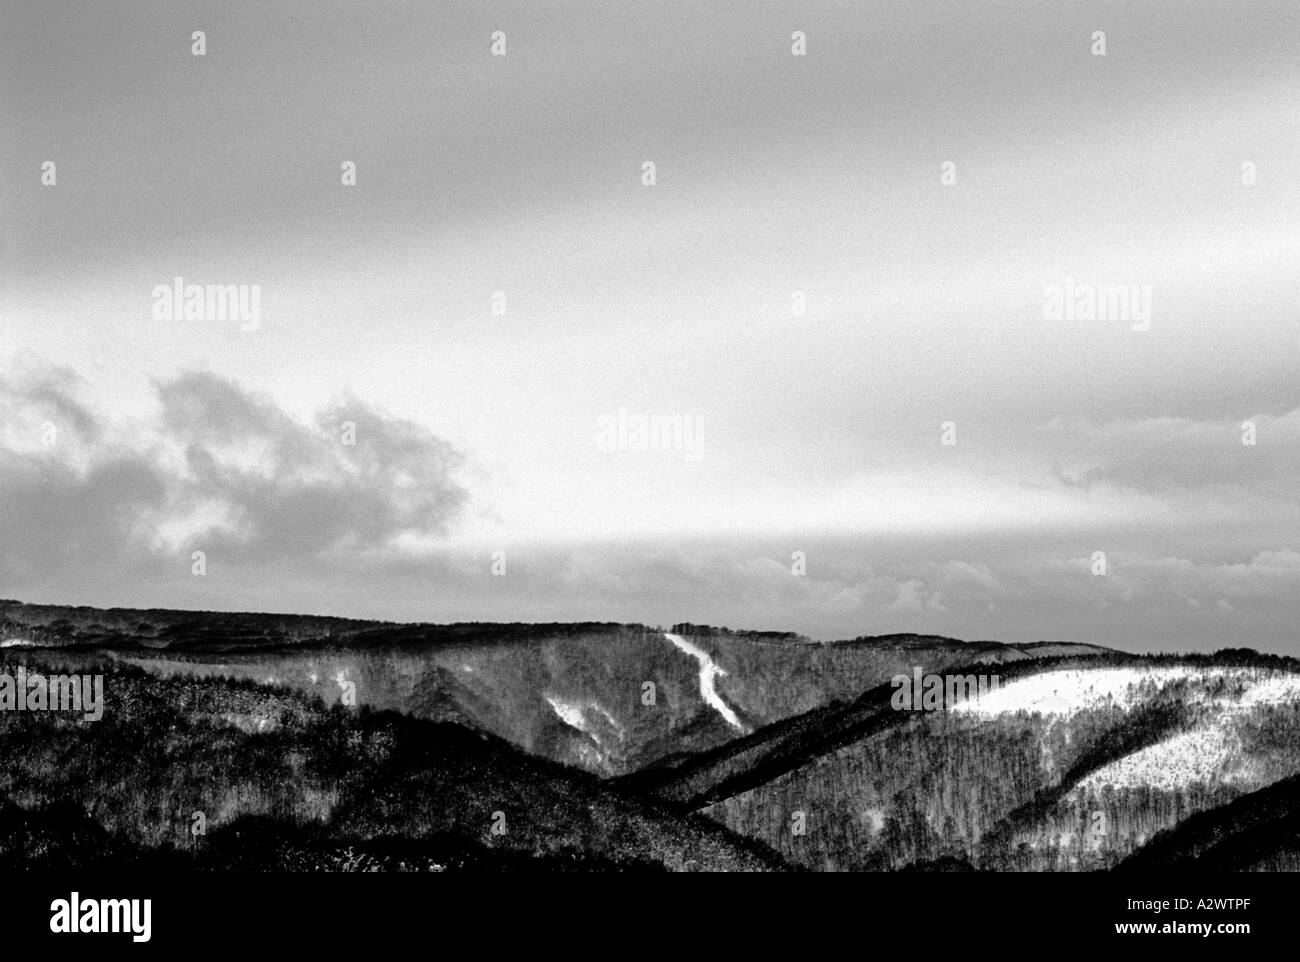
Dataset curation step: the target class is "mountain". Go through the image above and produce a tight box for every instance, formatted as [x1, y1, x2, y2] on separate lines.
[8, 598, 1299, 873]
[0, 601, 1084, 776]
[638, 649, 1300, 870]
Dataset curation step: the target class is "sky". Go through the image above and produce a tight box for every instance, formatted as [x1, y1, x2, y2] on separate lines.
[2, 0, 1299, 652]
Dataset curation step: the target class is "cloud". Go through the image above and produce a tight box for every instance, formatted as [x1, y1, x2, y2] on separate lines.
[151, 372, 467, 560]
[1045, 411, 1300, 494]
[0, 367, 470, 585]
[0, 363, 103, 455]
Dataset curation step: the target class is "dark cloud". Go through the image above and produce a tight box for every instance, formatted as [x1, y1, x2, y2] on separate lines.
[0, 452, 168, 584]
[0, 369, 469, 586]
[0, 365, 101, 442]
[156, 372, 467, 560]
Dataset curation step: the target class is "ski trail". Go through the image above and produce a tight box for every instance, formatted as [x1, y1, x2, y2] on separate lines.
[663, 632, 747, 732]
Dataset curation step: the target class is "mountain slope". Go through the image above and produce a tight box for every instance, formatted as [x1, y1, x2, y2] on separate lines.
[632, 650, 1300, 870]
[1119, 772, 1300, 871]
[0, 653, 781, 871]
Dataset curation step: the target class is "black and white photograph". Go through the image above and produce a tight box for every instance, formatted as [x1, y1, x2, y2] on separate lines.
[0, 0, 1295, 945]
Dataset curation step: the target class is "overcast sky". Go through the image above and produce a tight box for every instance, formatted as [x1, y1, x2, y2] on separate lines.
[2, 0, 1299, 652]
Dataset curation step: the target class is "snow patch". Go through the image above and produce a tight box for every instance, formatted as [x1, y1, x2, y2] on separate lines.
[955, 665, 1300, 792]
[544, 695, 626, 741]
[951, 667, 1218, 717]
[1075, 670, 1300, 791]
[545, 695, 590, 733]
